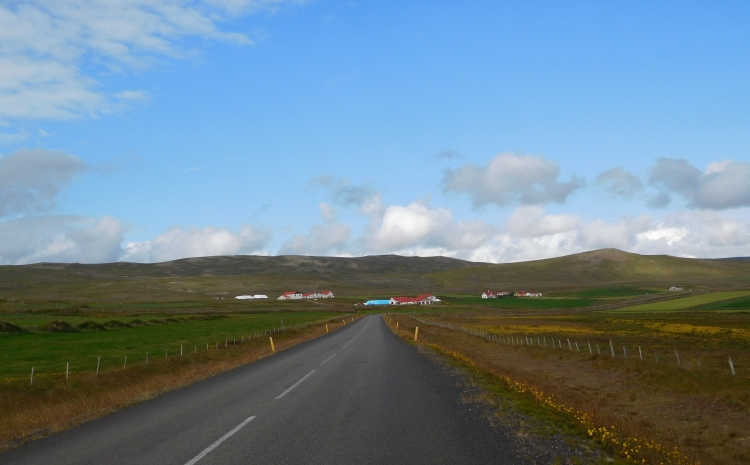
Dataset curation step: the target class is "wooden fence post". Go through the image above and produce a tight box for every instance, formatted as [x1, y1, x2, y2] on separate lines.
[609, 340, 615, 358]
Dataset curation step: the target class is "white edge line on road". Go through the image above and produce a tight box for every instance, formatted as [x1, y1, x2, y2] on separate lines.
[320, 353, 336, 365]
[275, 369, 316, 400]
[184, 415, 256, 465]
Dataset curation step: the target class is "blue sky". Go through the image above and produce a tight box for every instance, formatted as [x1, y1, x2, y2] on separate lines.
[1, 0, 750, 264]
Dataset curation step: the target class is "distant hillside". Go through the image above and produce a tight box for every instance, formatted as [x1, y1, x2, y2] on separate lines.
[0, 249, 749, 302]
[429, 249, 750, 291]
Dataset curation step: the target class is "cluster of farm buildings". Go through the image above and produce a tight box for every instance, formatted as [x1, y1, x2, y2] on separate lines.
[277, 291, 334, 300]
[482, 291, 544, 298]
[234, 290, 544, 302]
[364, 294, 441, 306]
[234, 291, 334, 300]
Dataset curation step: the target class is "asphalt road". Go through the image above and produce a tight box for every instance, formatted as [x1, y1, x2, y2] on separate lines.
[3, 316, 519, 464]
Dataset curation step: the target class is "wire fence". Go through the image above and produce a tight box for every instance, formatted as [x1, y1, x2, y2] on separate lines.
[408, 315, 742, 376]
[3, 314, 352, 386]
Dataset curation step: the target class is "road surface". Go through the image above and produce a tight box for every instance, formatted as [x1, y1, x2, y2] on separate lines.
[2, 315, 519, 464]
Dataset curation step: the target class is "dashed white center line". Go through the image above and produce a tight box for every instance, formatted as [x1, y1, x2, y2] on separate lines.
[320, 353, 336, 365]
[184, 415, 256, 465]
[338, 318, 371, 351]
[275, 369, 316, 400]
[182, 317, 372, 465]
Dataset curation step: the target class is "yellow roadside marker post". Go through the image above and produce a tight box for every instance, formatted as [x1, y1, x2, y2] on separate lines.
[269, 337, 275, 353]
[414, 327, 419, 342]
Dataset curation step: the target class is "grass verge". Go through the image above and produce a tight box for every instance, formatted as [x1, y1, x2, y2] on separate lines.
[0, 316, 351, 452]
[385, 315, 699, 465]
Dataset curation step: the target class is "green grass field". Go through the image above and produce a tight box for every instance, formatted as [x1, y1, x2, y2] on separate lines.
[611, 291, 750, 312]
[439, 296, 596, 309]
[555, 286, 660, 299]
[691, 295, 750, 310]
[0, 311, 341, 377]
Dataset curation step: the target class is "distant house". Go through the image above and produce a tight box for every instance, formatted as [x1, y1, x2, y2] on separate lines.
[482, 291, 496, 299]
[235, 295, 254, 300]
[416, 294, 440, 305]
[515, 291, 543, 297]
[496, 292, 510, 297]
[390, 296, 418, 305]
[390, 295, 440, 305]
[320, 290, 334, 298]
[253, 295, 268, 299]
[669, 286, 684, 292]
[302, 292, 318, 299]
[277, 291, 303, 300]
[365, 299, 391, 306]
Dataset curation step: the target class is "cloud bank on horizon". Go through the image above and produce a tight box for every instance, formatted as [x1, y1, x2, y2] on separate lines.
[0, 1, 749, 264]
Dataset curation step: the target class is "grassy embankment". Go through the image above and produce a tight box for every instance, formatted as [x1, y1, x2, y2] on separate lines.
[0, 309, 356, 452]
[385, 291, 750, 465]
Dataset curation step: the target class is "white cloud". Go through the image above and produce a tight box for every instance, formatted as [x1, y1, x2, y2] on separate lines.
[309, 175, 385, 220]
[361, 201, 496, 255]
[0, 130, 30, 144]
[278, 223, 351, 255]
[319, 202, 336, 224]
[505, 205, 579, 237]
[649, 158, 750, 210]
[278, 202, 351, 255]
[468, 208, 750, 263]
[115, 90, 151, 102]
[0, 148, 89, 216]
[0, 215, 125, 264]
[442, 152, 584, 207]
[123, 224, 271, 262]
[636, 225, 690, 245]
[0, 0, 297, 122]
[595, 167, 644, 198]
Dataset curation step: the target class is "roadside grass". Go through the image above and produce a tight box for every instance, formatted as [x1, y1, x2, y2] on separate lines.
[0, 317, 352, 452]
[385, 317, 630, 464]
[611, 291, 750, 312]
[389, 310, 750, 465]
[0, 311, 341, 377]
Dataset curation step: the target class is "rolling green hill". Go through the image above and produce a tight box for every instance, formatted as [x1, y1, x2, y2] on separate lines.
[0, 249, 749, 304]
